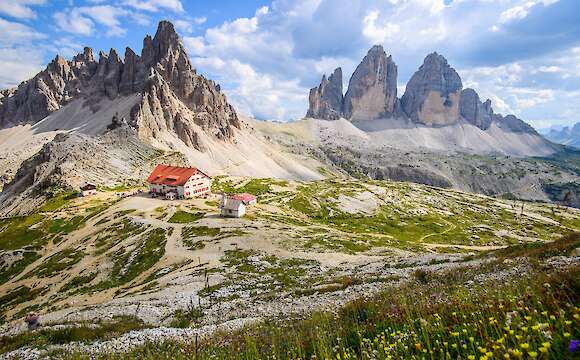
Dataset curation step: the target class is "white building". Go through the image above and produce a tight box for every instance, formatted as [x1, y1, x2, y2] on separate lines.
[147, 164, 211, 199]
[80, 183, 97, 197]
[220, 195, 246, 218]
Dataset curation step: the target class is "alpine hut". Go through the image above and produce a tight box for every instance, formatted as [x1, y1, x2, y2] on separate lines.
[147, 165, 211, 199]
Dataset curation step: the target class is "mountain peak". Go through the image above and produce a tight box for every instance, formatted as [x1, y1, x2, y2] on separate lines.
[0, 20, 240, 149]
[401, 51, 462, 125]
[343, 45, 398, 120]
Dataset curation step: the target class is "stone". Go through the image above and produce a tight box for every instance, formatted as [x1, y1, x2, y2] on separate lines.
[401, 52, 462, 125]
[343, 45, 398, 121]
[459, 88, 493, 130]
[306, 67, 343, 120]
[0, 20, 241, 150]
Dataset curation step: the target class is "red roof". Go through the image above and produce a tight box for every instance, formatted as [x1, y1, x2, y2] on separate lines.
[147, 165, 207, 186]
[231, 193, 257, 204]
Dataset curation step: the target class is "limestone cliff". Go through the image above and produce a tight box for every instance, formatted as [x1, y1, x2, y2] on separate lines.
[343, 45, 398, 121]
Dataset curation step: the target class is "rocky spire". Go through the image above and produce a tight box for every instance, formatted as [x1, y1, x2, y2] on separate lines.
[459, 88, 493, 130]
[343, 45, 398, 121]
[401, 52, 462, 125]
[0, 20, 241, 150]
[306, 67, 344, 120]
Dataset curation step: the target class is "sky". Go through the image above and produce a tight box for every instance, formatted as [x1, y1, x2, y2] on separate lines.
[1, 0, 579, 129]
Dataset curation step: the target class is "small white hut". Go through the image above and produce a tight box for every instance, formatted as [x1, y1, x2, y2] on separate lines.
[80, 183, 97, 197]
[220, 194, 246, 218]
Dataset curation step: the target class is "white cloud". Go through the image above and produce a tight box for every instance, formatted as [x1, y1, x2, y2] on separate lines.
[499, 0, 559, 24]
[362, 10, 401, 44]
[173, 17, 207, 34]
[123, 0, 183, 13]
[193, 16, 207, 25]
[0, 0, 45, 19]
[54, 9, 95, 36]
[182, 36, 205, 55]
[0, 18, 46, 88]
[53, 6, 130, 37]
[0, 17, 46, 45]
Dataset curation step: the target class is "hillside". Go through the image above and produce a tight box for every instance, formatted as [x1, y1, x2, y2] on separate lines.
[0, 176, 578, 357]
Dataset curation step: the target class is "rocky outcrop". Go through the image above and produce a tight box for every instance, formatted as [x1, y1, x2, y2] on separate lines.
[0, 21, 240, 150]
[401, 52, 463, 126]
[306, 68, 343, 120]
[343, 45, 398, 121]
[494, 114, 538, 134]
[459, 88, 493, 130]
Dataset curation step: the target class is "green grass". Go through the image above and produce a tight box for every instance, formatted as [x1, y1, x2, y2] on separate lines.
[168, 210, 205, 223]
[0, 251, 40, 285]
[0, 214, 45, 250]
[26, 249, 85, 278]
[38, 191, 77, 212]
[72, 248, 579, 360]
[94, 228, 167, 290]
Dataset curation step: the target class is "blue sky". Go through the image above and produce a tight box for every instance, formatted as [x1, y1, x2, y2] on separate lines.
[1, 0, 579, 129]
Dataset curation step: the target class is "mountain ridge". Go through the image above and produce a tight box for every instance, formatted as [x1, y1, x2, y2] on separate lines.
[306, 45, 542, 139]
[0, 21, 240, 151]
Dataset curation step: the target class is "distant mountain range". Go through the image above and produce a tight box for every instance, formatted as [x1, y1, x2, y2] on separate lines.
[0, 21, 578, 212]
[542, 123, 580, 148]
[306, 45, 556, 156]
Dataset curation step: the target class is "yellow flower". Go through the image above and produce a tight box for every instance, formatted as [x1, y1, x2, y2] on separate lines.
[512, 349, 523, 358]
[528, 351, 538, 358]
[452, 332, 460, 337]
[503, 353, 510, 359]
[539, 347, 548, 354]
[565, 320, 572, 325]
[470, 337, 475, 343]
[468, 356, 476, 360]
[564, 332, 571, 337]
[542, 342, 551, 349]
[520, 343, 529, 350]
[521, 326, 528, 332]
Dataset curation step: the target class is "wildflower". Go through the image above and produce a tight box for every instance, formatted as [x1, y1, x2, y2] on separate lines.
[570, 339, 579, 353]
[564, 332, 571, 338]
[452, 332, 460, 337]
[520, 343, 529, 350]
[468, 356, 475, 360]
[512, 349, 522, 358]
[415, 343, 422, 351]
[541, 342, 550, 349]
[528, 351, 538, 358]
[539, 347, 548, 354]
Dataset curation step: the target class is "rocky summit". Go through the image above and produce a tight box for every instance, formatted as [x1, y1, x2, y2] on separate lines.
[0, 21, 240, 150]
[343, 45, 399, 121]
[401, 52, 463, 126]
[306, 68, 343, 120]
[306, 46, 539, 137]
